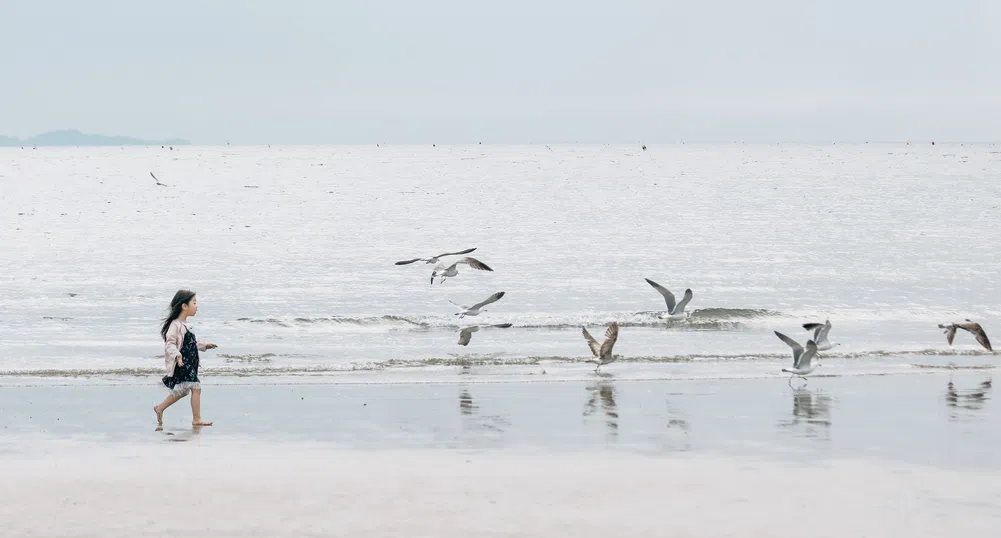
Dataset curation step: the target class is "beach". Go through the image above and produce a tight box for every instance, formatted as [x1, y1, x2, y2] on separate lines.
[2, 373, 1000, 536]
[2, 144, 1001, 535]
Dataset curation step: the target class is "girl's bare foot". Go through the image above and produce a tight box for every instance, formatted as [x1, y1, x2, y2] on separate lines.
[154, 405, 163, 425]
[192, 419, 213, 426]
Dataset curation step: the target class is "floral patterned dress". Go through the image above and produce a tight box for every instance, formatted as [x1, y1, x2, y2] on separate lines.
[162, 328, 201, 396]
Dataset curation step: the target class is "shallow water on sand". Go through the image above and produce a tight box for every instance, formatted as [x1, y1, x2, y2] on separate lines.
[2, 373, 998, 471]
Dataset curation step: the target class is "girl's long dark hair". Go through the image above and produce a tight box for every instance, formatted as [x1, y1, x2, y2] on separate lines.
[161, 289, 196, 341]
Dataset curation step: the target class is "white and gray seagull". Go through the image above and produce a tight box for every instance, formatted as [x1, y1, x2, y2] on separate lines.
[644, 278, 693, 320]
[431, 257, 493, 285]
[775, 331, 820, 385]
[457, 323, 513, 346]
[449, 291, 505, 318]
[582, 322, 620, 372]
[802, 319, 840, 351]
[395, 247, 477, 266]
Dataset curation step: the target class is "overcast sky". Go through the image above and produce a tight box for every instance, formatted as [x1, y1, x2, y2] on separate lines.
[2, 0, 999, 143]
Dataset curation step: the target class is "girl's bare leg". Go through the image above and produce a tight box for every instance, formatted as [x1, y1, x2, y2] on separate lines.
[190, 388, 213, 426]
[154, 392, 185, 425]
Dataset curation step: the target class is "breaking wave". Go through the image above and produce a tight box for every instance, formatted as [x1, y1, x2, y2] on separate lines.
[233, 308, 784, 332]
[1, 347, 993, 379]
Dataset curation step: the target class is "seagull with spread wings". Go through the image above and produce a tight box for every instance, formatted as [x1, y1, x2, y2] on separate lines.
[395, 248, 477, 266]
[150, 172, 171, 187]
[802, 319, 840, 351]
[644, 278, 693, 320]
[938, 320, 992, 351]
[582, 322, 620, 372]
[431, 257, 493, 285]
[449, 291, 505, 318]
[775, 331, 820, 385]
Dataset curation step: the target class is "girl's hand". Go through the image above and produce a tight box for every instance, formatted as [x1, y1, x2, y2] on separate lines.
[177, 358, 184, 367]
[205, 343, 218, 350]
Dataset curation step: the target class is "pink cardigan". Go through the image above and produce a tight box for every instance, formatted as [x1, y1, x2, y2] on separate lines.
[163, 319, 209, 377]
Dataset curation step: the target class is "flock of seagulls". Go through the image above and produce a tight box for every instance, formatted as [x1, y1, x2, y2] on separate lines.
[396, 247, 510, 346]
[395, 248, 494, 285]
[396, 247, 994, 380]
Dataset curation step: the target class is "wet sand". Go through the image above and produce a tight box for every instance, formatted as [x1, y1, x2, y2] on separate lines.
[1, 373, 1000, 536]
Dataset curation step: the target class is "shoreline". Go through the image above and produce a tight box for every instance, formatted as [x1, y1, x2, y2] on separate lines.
[2, 372, 997, 471]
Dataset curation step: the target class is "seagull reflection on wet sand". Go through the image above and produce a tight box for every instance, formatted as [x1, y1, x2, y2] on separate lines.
[583, 379, 619, 437]
[457, 386, 509, 435]
[459, 388, 477, 415]
[778, 387, 832, 439]
[945, 377, 992, 416]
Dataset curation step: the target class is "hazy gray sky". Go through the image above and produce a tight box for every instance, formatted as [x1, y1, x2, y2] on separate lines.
[2, 0, 1000, 143]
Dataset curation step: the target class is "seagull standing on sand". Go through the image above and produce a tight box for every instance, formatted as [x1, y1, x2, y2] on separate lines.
[644, 278, 693, 320]
[450, 291, 505, 318]
[938, 320, 993, 351]
[802, 319, 840, 351]
[150, 172, 171, 187]
[582, 322, 620, 372]
[457, 323, 513, 346]
[775, 331, 820, 385]
[395, 248, 477, 266]
[431, 257, 493, 285]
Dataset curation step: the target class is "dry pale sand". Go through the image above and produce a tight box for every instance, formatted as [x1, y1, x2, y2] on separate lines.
[2, 441, 1000, 538]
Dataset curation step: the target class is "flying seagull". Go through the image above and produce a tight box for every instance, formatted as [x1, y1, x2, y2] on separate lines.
[582, 322, 620, 372]
[450, 291, 505, 318]
[150, 172, 171, 187]
[775, 331, 820, 385]
[457, 323, 513, 346]
[938, 320, 992, 351]
[431, 257, 493, 285]
[802, 319, 840, 351]
[395, 247, 477, 266]
[644, 278, 693, 320]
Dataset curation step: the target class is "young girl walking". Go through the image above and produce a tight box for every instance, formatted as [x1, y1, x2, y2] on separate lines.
[154, 289, 217, 426]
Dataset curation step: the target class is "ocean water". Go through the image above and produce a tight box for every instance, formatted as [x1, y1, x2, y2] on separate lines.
[1, 143, 999, 384]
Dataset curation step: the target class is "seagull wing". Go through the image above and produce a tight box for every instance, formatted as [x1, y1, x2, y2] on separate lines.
[457, 327, 476, 346]
[802, 322, 824, 340]
[582, 327, 602, 357]
[976, 328, 992, 352]
[150, 172, 169, 186]
[959, 322, 992, 351]
[488, 323, 513, 329]
[818, 320, 832, 341]
[644, 278, 676, 312]
[599, 322, 619, 357]
[395, 258, 424, 265]
[448, 300, 469, 311]
[797, 340, 818, 369]
[435, 247, 476, 258]
[673, 289, 694, 314]
[774, 331, 804, 366]
[939, 324, 958, 345]
[456, 257, 493, 271]
[470, 291, 505, 311]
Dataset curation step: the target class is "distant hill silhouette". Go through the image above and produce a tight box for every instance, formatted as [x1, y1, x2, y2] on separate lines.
[0, 129, 189, 147]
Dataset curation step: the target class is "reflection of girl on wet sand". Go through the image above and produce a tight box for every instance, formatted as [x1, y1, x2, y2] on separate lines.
[153, 290, 217, 427]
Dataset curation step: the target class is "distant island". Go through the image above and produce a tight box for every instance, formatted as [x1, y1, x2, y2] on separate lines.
[0, 129, 189, 147]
